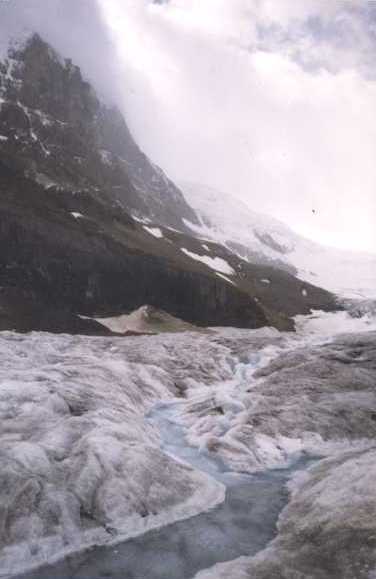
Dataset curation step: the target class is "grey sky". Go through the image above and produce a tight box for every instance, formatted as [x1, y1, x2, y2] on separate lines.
[1, 0, 376, 253]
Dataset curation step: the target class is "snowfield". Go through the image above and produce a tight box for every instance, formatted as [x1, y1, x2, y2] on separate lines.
[181, 182, 376, 300]
[1, 306, 376, 578]
[143, 226, 164, 239]
[180, 248, 235, 275]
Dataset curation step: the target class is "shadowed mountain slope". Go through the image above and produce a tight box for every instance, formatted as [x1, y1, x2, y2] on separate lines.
[0, 35, 338, 333]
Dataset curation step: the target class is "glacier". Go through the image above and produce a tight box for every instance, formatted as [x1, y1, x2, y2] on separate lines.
[0, 330, 227, 577]
[1, 306, 376, 578]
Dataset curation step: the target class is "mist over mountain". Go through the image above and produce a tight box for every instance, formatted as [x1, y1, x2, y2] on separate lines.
[2, 0, 375, 254]
[96, 0, 376, 254]
[0, 32, 337, 334]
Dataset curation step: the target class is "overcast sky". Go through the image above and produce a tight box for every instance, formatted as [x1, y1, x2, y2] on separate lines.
[1, 0, 376, 253]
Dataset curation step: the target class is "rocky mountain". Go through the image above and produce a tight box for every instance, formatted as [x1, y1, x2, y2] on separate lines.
[0, 34, 198, 231]
[0, 34, 337, 334]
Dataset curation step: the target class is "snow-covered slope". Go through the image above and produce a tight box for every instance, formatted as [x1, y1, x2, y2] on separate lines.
[182, 182, 376, 299]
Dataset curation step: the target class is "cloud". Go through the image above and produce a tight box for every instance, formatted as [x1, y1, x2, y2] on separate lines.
[1, 0, 375, 252]
[98, 0, 376, 252]
[0, 0, 120, 102]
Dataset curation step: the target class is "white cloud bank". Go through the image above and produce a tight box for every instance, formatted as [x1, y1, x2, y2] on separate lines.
[98, 0, 376, 253]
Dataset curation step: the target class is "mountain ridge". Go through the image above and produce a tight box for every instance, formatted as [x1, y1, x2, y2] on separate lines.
[0, 33, 199, 231]
[0, 33, 338, 333]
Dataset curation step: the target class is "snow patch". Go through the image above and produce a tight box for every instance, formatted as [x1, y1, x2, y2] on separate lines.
[30, 128, 50, 156]
[181, 248, 235, 275]
[33, 109, 53, 127]
[132, 215, 151, 224]
[216, 272, 237, 286]
[99, 149, 112, 165]
[143, 226, 164, 239]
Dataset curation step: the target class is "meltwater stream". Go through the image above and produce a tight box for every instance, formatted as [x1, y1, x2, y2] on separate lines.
[18, 399, 311, 579]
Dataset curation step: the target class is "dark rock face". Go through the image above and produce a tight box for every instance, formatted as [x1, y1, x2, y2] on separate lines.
[0, 288, 112, 336]
[0, 34, 198, 230]
[0, 159, 267, 332]
[0, 34, 338, 334]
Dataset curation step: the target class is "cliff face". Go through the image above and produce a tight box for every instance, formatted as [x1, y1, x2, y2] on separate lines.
[0, 34, 198, 230]
[0, 34, 337, 334]
[0, 158, 269, 333]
